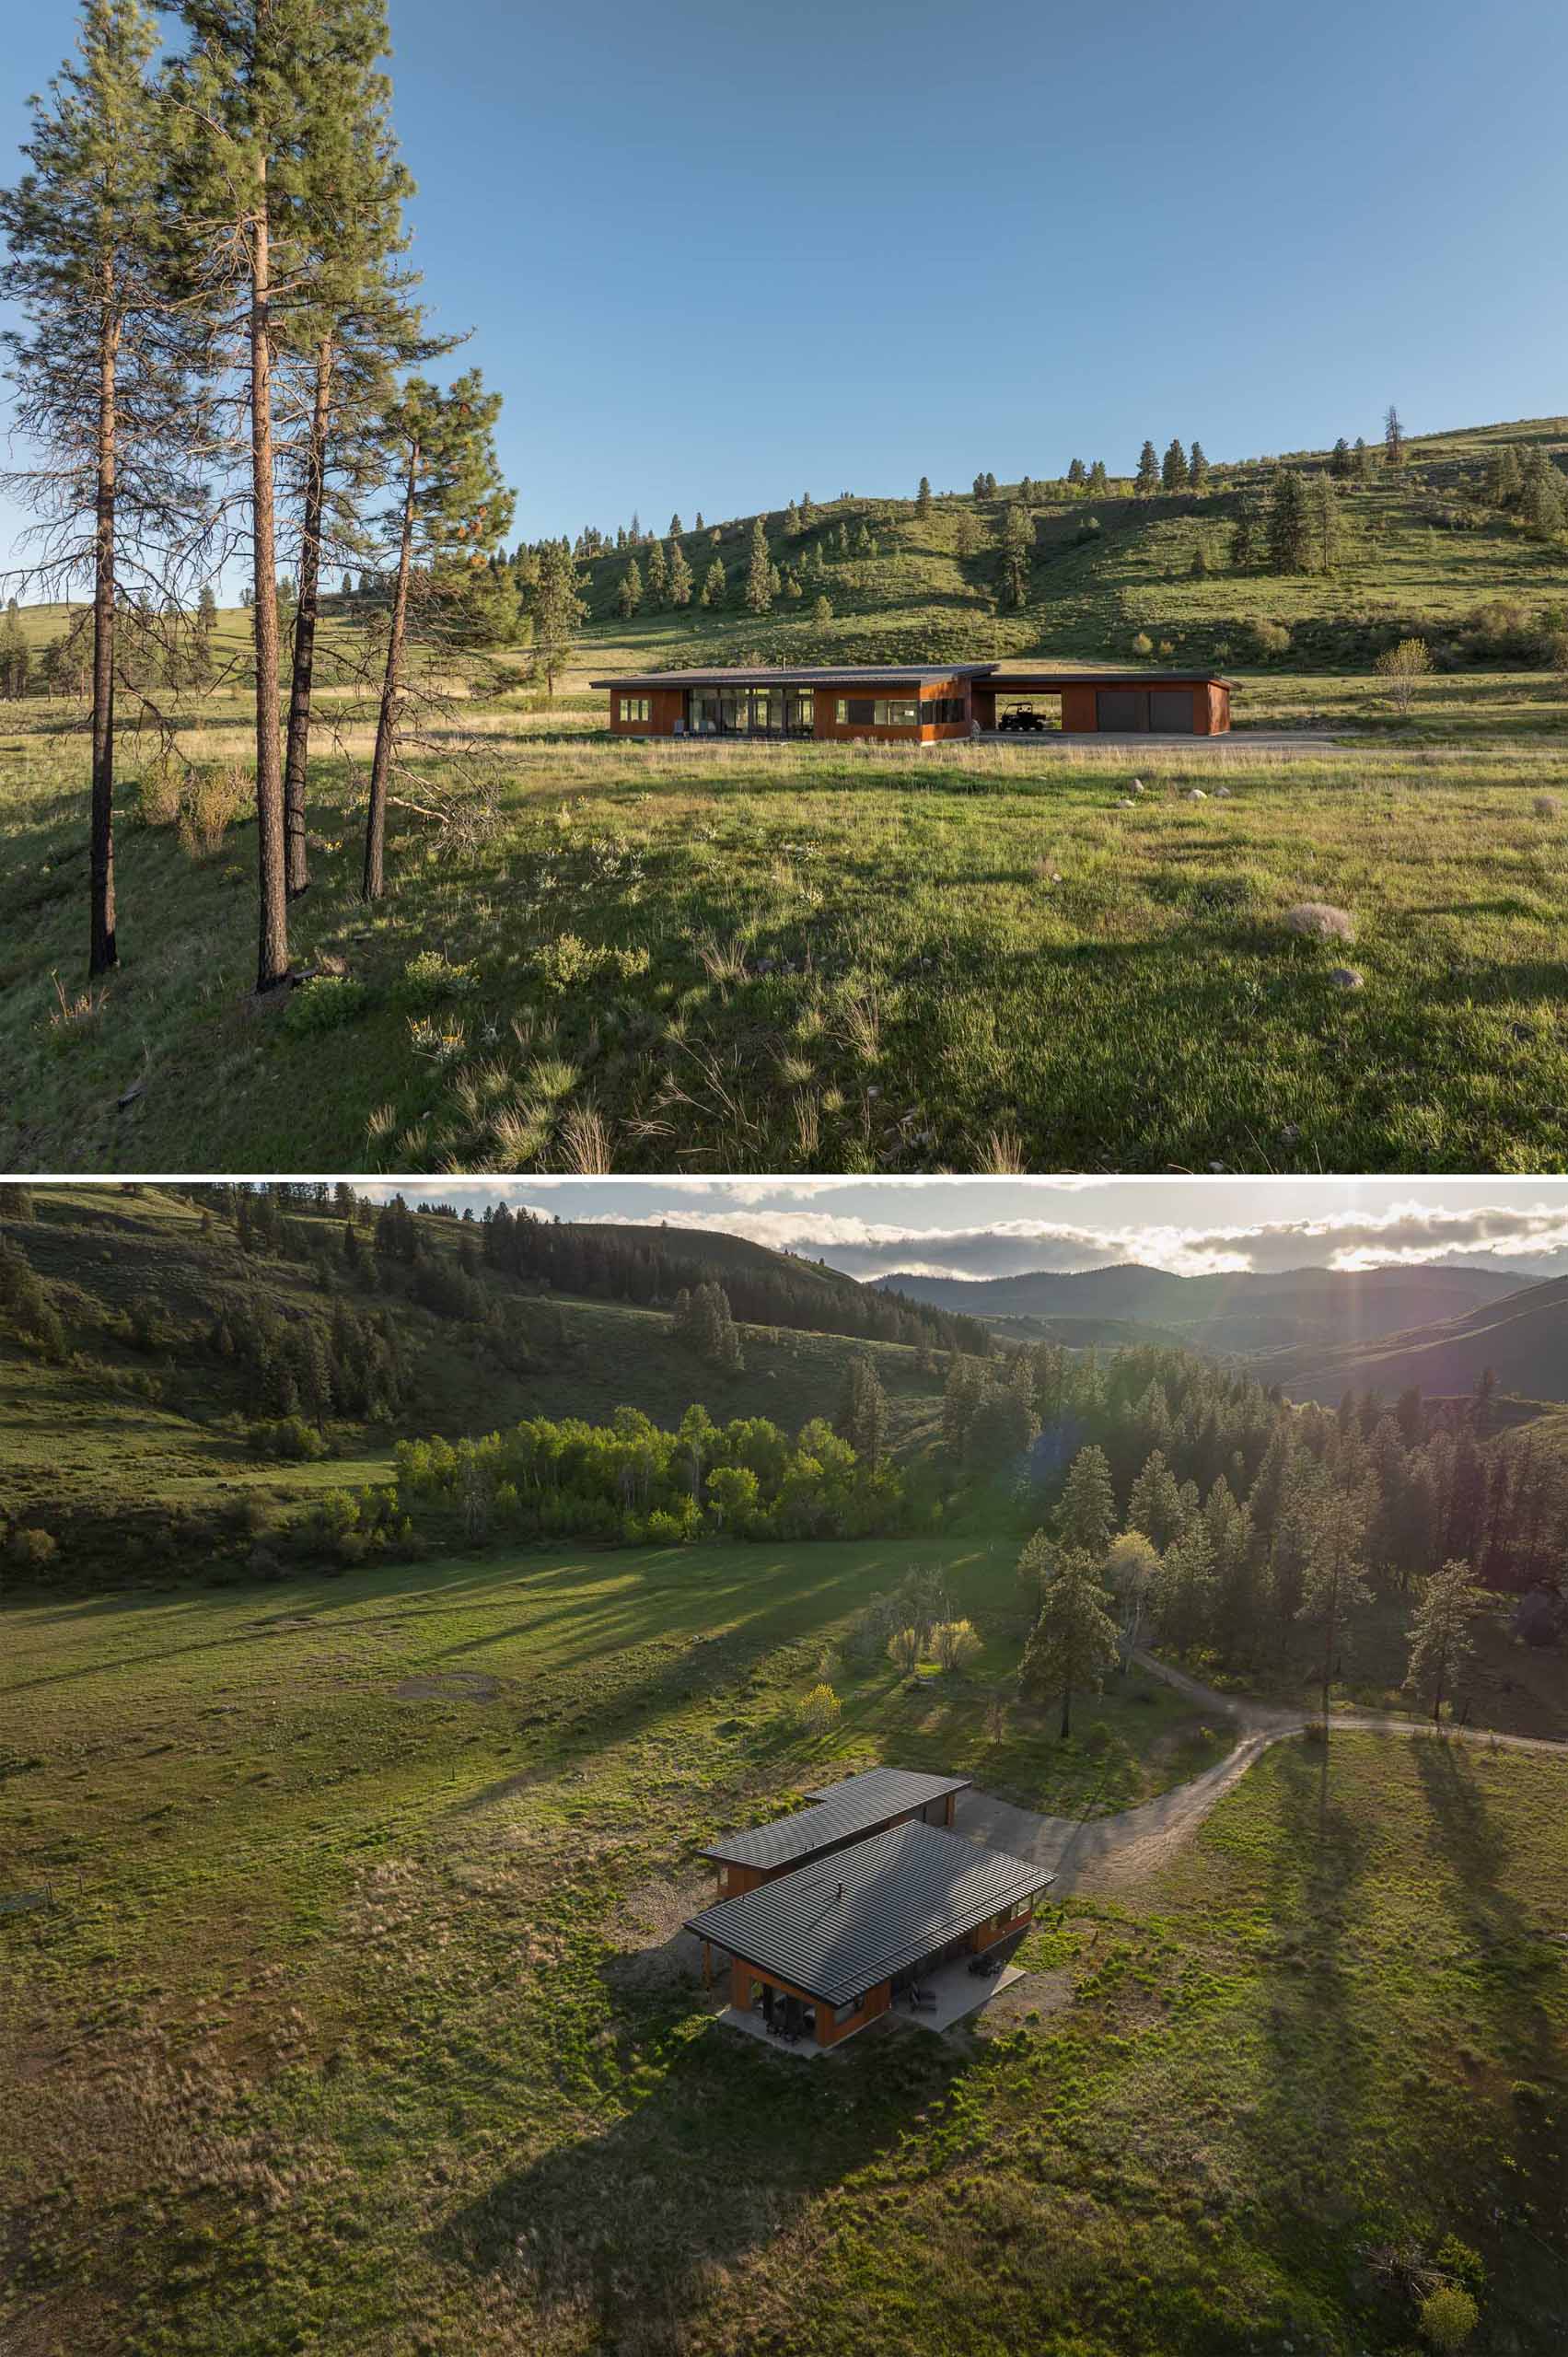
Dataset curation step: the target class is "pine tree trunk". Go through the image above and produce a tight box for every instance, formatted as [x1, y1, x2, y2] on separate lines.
[89, 295, 119, 979]
[250, 150, 289, 993]
[283, 339, 332, 900]
[363, 440, 416, 902]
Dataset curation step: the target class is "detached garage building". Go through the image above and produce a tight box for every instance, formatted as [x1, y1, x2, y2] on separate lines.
[594, 663, 1234, 740]
[686, 1818, 1051, 2050]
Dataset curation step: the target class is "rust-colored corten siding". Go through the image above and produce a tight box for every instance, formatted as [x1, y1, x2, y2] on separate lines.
[1060, 684, 1098, 733]
[970, 1894, 1035, 1950]
[1205, 682, 1231, 733]
[610, 686, 683, 737]
[919, 678, 971, 742]
[728, 1959, 893, 2047]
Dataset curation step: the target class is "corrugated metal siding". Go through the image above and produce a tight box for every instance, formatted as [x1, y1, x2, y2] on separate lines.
[685, 1820, 1051, 2004]
[702, 1767, 970, 1872]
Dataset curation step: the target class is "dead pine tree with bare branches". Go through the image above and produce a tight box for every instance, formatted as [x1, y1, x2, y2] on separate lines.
[0, 0, 214, 979]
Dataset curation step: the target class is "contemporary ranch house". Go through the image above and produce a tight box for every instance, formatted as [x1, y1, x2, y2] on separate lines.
[685, 1818, 1051, 2051]
[593, 662, 1235, 741]
[701, 1766, 972, 1898]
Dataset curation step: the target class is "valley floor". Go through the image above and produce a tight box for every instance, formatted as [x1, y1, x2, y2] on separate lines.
[4, 698, 1568, 1172]
[3, 1542, 1563, 2357]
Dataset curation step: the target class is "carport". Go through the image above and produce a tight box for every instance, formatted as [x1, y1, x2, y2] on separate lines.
[970, 668, 1234, 736]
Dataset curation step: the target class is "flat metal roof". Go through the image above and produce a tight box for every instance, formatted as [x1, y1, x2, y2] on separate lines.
[685, 1819, 1051, 2005]
[700, 1766, 971, 1872]
[593, 663, 1236, 690]
[590, 665, 969, 689]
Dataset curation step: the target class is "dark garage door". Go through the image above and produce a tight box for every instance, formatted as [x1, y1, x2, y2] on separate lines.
[1097, 690, 1145, 731]
[1149, 689, 1194, 734]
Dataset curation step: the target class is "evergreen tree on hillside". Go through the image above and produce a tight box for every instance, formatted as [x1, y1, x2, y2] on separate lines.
[1265, 469, 1311, 573]
[1487, 444, 1523, 508]
[361, 370, 513, 899]
[835, 1350, 889, 1468]
[1406, 1557, 1486, 1724]
[1330, 436, 1353, 479]
[1058, 1443, 1117, 1557]
[1298, 1483, 1372, 1722]
[644, 537, 668, 607]
[744, 515, 772, 613]
[668, 512, 682, 536]
[1189, 441, 1209, 490]
[1305, 474, 1344, 572]
[1066, 457, 1086, 486]
[700, 556, 726, 608]
[1520, 448, 1566, 538]
[1087, 459, 1109, 494]
[1384, 405, 1405, 467]
[1161, 437, 1189, 492]
[1019, 1544, 1120, 1738]
[1353, 435, 1372, 483]
[667, 537, 692, 607]
[0, 0, 210, 978]
[616, 556, 643, 618]
[784, 497, 800, 535]
[999, 501, 1034, 606]
[1135, 440, 1160, 495]
[916, 475, 932, 516]
[532, 540, 586, 700]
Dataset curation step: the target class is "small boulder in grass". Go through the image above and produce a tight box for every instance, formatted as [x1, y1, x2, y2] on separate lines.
[1186, 787, 1207, 801]
[1214, 783, 1233, 799]
[1533, 793, 1561, 818]
[1283, 901, 1356, 943]
[1131, 778, 1146, 795]
[1329, 966, 1365, 993]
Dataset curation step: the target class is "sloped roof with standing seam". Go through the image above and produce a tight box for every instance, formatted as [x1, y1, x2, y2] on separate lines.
[698, 1767, 971, 1872]
[684, 1819, 1051, 2004]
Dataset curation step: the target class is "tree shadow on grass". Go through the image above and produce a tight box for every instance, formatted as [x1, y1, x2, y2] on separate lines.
[1411, 1736, 1566, 2264]
[1248, 1736, 1376, 2225]
[432, 2006, 970, 2346]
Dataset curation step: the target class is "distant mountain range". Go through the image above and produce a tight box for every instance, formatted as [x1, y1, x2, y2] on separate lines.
[870, 1262, 1527, 1355]
[868, 1260, 1567, 1407]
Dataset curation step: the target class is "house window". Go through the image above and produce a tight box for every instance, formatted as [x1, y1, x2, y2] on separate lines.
[618, 696, 651, 723]
[924, 695, 965, 724]
[1010, 1895, 1033, 1922]
[835, 696, 919, 726]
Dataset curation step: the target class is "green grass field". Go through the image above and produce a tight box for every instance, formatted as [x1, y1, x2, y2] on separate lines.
[3, 1541, 1562, 2356]
[5, 713, 1568, 1175]
[6, 412, 1568, 1175]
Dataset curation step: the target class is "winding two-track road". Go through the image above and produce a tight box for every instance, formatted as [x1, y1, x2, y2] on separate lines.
[954, 1654, 1565, 1894]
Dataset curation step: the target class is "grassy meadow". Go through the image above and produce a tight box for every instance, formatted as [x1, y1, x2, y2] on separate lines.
[5, 697, 1568, 1175]
[3, 1538, 1563, 2356]
[6, 412, 1568, 1175]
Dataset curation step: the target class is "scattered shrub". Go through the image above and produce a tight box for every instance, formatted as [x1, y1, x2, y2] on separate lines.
[930, 1618, 982, 1673]
[398, 949, 478, 1009]
[1283, 901, 1356, 942]
[1418, 2283, 1479, 2351]
[533, 935, 650, 993]
[6, 1526, 58, 1573]
[887, 1625, 923, 1674]
[177, 762, 247, 856]
[283, 975, 370, 1037]
[1375, 635, 1434, 712]
[1131, 631, 1156, 657]
[798, 1682, 842, 1736]
[246, 1415, 328, 1462]
[1249, 619, 1293, 657]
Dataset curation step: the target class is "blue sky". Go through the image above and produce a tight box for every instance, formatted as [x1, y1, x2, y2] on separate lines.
[4, 0, 1568, 568]
[331, 1178, 1568, 1282]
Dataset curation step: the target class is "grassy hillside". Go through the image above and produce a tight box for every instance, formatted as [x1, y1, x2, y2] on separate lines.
[2, 1541, 1562, 2356]
[1262, 1272, 1568, 1404]
[574, 414, 1568, 708]
[0, 1187, 951, 1573]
